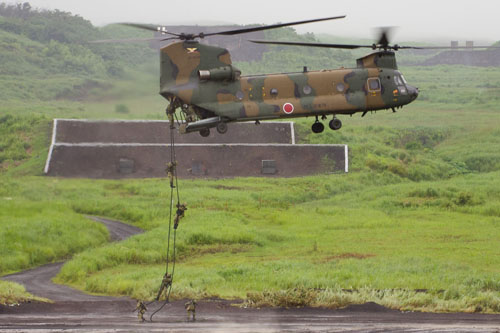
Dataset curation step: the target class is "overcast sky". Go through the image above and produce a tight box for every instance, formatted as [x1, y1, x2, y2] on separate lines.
[17, 0, 500, 44]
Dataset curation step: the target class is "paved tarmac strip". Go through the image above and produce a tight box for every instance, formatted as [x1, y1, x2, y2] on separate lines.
[1, 299, 500, 332]
[1, 217, 499, 332]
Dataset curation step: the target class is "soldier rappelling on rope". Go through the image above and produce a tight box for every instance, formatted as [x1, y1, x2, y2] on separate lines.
[166, 161, 177, 188]
[166, 106, 175, 128]
[156, 273, 173, 301]
[166, 97, 181, 129]
[174, 203, 187, 229]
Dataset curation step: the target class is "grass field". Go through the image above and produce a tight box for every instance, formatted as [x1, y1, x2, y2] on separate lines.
[50, 171, 500, 313]
[0, 63, 499, 312]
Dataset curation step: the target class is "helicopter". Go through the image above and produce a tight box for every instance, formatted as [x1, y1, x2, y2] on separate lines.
[97, 16, 496, 137]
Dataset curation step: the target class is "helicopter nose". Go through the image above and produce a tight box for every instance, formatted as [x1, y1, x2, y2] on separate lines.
[408, 85, 419, 101]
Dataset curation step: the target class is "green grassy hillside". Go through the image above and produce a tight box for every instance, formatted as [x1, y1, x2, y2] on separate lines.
[0, 3, 157, 103]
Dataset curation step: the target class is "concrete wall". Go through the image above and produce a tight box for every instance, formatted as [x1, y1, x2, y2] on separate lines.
[54, 119, 295, 144]
[47, 144, 347, 179]
[45, 120, 348, 179]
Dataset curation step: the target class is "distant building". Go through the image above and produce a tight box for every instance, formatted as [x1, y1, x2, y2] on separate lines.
[421, 40, 500, 67]
[422, 48, 500, 67]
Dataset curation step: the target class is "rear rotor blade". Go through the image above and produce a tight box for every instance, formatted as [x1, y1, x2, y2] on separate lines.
[89, 36, 178, 44]
[204, 16, 346, 37]
[119, 23, 182, 37]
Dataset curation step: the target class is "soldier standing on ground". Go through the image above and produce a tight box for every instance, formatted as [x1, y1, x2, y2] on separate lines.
[134, 300, 147, 322]
[156, 273, 173, 301]
[174, 203, 187, 229]
[185, 299, 197, 321]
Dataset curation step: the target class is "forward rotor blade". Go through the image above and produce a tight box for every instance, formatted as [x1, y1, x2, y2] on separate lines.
[375, 27, 396, 48]
[249, 40, 372, 49]
[407, 45, 500, 50]
[250, 40, 500, 51]
[377, 31, 390, 48]
[204, 16, 346, 37]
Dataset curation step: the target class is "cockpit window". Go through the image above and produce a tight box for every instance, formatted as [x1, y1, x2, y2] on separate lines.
[394, 75, 407, 95]
[394, 75, 404, 86]
[394, 72, 408, 85]
[367, 78, 381, 91]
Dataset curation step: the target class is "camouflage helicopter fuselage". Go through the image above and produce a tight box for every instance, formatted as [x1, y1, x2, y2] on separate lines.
[160, 40, 418, 135]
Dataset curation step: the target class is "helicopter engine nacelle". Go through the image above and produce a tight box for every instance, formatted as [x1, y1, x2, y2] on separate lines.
[198, 65, 241, 82]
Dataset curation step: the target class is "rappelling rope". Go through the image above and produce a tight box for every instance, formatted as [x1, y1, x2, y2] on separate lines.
[149, 109, 182, 322]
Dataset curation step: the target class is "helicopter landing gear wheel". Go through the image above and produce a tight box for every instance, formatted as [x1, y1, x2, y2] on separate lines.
[312, 121, 324, 134]
[199, 128, 210, 137]
[329, 118, 342, 131]
[216, 122, 228, 134]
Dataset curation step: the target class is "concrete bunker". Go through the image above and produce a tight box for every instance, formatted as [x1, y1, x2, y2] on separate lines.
[45, 119, 348, 179]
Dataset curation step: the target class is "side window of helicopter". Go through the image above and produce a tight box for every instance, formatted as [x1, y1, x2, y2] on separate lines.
[303, 85, 312, 95]
[236, 91, 244, 101]
[367, 78, 381, 92]
[270, 88, 278, 97]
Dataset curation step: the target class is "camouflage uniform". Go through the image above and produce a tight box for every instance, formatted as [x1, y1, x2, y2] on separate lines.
[184, 105, 197, 123]
[174, 203, 187, 229]
[184, 299, 197, 321]
[156, 273, 173, 301]
[167, 112, 175, 128]
[166, 161, 177, 188]
[166, 98, 179, 129]
[135, 300, 147, 322]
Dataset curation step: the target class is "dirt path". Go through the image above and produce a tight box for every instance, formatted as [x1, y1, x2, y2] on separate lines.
[86, 216, 143, 242]
[2, 216, 142, 302]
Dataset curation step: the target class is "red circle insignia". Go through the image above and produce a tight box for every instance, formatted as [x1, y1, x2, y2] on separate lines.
[283, 103, 294, 114]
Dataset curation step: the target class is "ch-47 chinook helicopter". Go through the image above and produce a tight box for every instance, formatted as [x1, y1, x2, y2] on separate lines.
[98, 16, 496, 136]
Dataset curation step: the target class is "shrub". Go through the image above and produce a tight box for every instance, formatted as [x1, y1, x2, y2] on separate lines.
[114, 104, 130, 114]
[454, 192, 473, 206]
[409, 187, 440, 198]
[464, 156, 500, 173]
